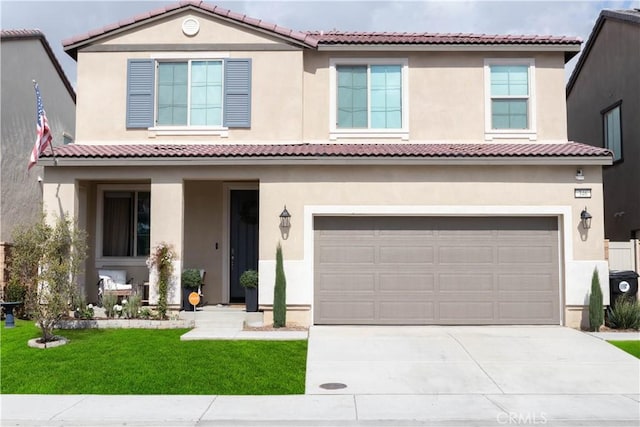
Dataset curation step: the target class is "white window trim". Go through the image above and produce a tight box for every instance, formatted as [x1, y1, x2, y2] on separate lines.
[329, 58, 409, 140]
[484, 58, 537, 141]
[153, 58, 229, 133]
[95, 184, 151, 267]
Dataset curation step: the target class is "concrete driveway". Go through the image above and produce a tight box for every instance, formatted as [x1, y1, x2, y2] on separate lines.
[305, 326, 640, 395]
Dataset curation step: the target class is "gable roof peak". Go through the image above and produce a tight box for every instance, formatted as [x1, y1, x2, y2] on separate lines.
[62, 1, 319, 59]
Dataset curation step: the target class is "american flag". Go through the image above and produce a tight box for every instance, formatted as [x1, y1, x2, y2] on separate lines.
[27, 82, 53, 170]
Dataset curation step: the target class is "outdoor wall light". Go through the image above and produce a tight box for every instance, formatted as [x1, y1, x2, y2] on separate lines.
[580, 207, 592, 230]
[575, 168, 585, 181]
[279, 205, 291, 228]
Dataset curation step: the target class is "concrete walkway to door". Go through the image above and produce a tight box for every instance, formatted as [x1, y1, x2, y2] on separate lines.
[306, 326, 640, 395]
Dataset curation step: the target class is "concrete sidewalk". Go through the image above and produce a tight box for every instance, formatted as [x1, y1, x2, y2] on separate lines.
[2, 393, 639, 426]
[3, 326, 639, 426]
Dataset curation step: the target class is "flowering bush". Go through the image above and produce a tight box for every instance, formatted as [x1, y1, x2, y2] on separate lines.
[147, 242, 176, 320]
[74, 304, 94, 320]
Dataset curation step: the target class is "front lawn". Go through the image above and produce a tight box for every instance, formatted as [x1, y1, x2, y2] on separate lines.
[1, 320, 307, 394]
[608, 340, 640, 359]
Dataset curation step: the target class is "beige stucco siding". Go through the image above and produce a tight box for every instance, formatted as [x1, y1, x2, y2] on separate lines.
[43, 164, 605, 264]
[101, 13, 284, 46]
[257, 164, 603, 261]
[302, 51, 568, 142]
[75, 49, 303, 143]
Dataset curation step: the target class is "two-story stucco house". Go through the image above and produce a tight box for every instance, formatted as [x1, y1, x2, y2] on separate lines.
[41, 1, 612, 328]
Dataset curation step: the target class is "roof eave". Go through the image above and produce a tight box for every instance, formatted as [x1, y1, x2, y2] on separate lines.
[317, 43, 580, 58]
[39, 155, 612, 168]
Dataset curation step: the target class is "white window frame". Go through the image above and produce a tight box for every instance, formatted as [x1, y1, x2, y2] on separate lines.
[602, 101, 622, 162]
[96, 184, 151, 267]
[484, 58, 536, 141]
[329, 58, 409, 140]
[149, 52, 230, 137]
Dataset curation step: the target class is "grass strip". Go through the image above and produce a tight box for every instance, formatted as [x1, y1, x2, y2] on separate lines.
[1, 320, 307, 394]
[608, 340, 640, 359]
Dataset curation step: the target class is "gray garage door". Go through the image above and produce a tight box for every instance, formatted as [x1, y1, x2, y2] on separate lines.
[314, 216, 560, 325]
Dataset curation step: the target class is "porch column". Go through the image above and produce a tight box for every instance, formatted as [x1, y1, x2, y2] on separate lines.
[42, 178, 78, 224]
[149, 178, 184, 308]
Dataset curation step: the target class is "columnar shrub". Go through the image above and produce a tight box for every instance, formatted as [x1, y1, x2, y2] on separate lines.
[273, 243, 286, 328]
[589, 268, 604, 332]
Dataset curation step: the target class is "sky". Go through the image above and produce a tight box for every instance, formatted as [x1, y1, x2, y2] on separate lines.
[2, 0, 639, 87]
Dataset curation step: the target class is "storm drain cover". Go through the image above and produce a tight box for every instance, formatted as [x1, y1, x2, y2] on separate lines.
[319, 382, 347, 390]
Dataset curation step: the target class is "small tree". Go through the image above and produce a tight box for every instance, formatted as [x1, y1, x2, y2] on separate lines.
[10, 214, 87, 343]
[273, 242, 287, 328]
[589, 267, 604, 332]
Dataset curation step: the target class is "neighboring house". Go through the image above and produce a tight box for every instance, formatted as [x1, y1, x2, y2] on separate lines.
[567, 9, 640, 244]
[0, 29, 76, 291]
[41, 1, 611, 328]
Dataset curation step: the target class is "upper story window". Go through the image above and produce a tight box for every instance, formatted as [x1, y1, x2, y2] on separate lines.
[484, 59, 536, 140]
[330, 58, 409, 140]
[97, 185, 150, 264]
[126, 57, 251, 134]
[157, 60, 223, 126]
[602, 101, 622, 162]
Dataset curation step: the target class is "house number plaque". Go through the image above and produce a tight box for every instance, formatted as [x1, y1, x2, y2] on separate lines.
[574, 188, 592, 199]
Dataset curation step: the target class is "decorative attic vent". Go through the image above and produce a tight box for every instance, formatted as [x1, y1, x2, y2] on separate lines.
[182, 17, 200, 36]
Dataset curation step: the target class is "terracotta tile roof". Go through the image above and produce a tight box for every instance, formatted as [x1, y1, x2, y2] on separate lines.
[311, 31, 581, 46]
[42, 142, 611, 161]
[62, 0, 581, 59]
[1, 29, 76, 102]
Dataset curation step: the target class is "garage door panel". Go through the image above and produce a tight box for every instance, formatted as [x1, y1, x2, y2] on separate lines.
[317, 273, 376, 291]
[439, 246, 495, 264]
[314, 216, 560, 325]
[498, 301, 556, 321]
[379, 301, 434, 321]
[498, 246, 555, 264]
[380, 245, 434, 263]
[439, 301, 495, 322]
[438, 273, 495, 292]
[379, 274, 435, 291]
[498, 274, 556, 292]
[318, 245, 375, 264]
[317, 300, 375, 323]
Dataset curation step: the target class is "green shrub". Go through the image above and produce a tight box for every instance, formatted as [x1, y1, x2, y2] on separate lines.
[181, 269, 201, 290]
[3, 280, 29, 319]
[102, 293, 118, 318]
[123, 294, 142, 319]
[139, 307, 152, 319]
[239, 269, 258, 289]
[607, 297, 640, 330]
[273, 243, 286, 328]
[588, 268, 604, 332]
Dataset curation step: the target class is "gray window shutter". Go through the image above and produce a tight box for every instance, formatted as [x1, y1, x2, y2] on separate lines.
[126, 59, 154, 128]
[223, 59, 251, 128]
